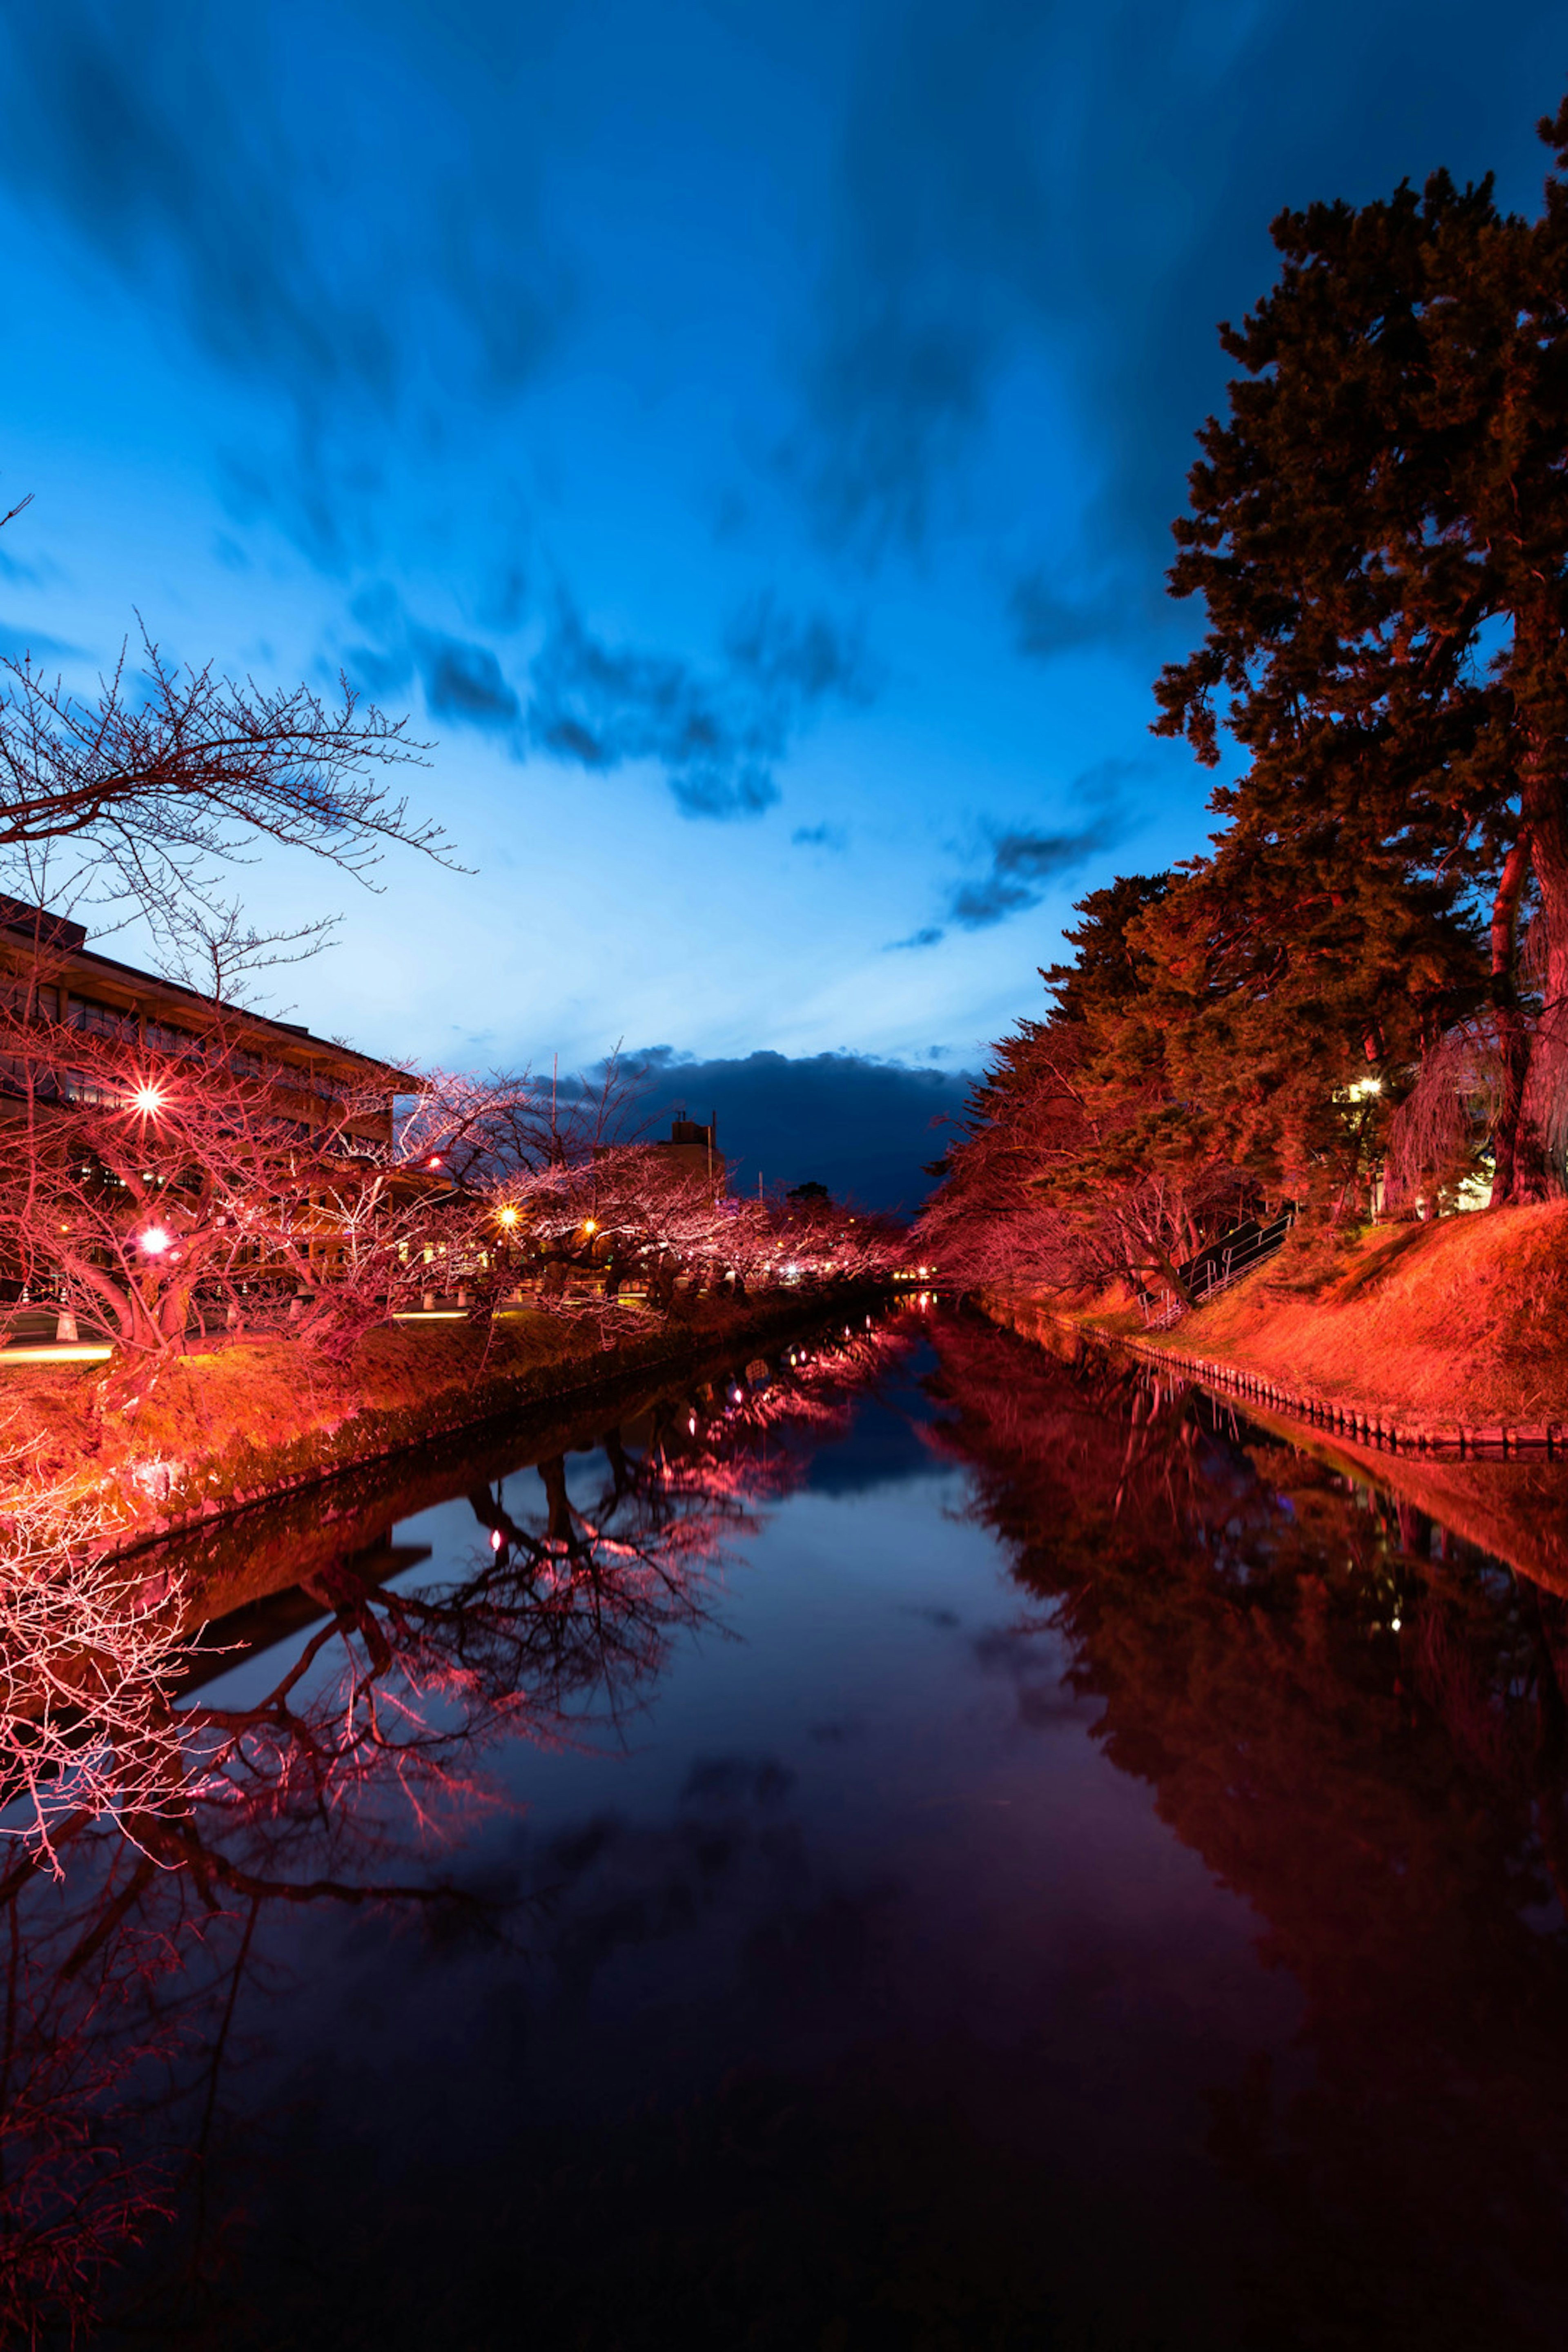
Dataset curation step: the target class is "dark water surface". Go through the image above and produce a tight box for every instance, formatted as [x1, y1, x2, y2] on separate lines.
[12, 1303, 1568, 2348]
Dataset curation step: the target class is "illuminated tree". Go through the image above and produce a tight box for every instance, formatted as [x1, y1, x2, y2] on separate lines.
[1154, 96, 1568, 1200]
[0, 547, 447, 937]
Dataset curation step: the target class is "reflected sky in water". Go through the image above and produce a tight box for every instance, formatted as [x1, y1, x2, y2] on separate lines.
[12, 1307, 1568, 2348]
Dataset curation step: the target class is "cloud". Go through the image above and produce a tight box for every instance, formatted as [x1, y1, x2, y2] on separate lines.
[414, 632, 520, 728]
[0, 5, 565, 569]
[0, 621, 86, 664]
[625, 1045, 977, 1212]
[526, 593, 876, 821]
[792, 822, 849, 851]
[949, 824, 1111, 931]
[783, 303, 997, 558]
[338, 584, 521, 733]
[786, 0, 1548, 578]
[1009, 570, 1131, 661]
[334, 579, 873, 811]
[887, 925, 944, 952]
[936, 757, 1141, 930]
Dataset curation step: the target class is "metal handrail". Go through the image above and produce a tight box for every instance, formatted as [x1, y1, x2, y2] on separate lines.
[1139, 1209, 1294, 1329]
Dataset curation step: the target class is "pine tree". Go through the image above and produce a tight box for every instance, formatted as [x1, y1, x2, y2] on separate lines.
[1155, 99, 1568, 1199]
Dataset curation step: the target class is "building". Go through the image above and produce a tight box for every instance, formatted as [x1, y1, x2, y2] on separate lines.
[0, 895, 412, 1147]
[653, 1114, 725, 1187]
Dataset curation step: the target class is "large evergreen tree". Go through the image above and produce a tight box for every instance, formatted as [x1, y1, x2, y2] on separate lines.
[1155, 98, 1568, 1200]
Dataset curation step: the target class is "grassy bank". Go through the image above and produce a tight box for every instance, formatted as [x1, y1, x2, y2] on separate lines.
[985, 1202, 1568, 1433]
[3, 1290, 880, 1553]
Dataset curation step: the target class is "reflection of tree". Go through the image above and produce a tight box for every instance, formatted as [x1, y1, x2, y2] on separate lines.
[0, 1312, 915, 2341]
[926, 1310, 1568, 2348]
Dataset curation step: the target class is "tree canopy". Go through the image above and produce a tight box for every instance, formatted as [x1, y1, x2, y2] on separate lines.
[923, 85, 1568, 1294]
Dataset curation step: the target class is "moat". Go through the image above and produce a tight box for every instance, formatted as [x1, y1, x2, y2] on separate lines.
[9, 1300, 1568, 2349]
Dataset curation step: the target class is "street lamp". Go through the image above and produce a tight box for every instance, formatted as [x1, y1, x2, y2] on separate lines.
[138, 1225, 172, 1256]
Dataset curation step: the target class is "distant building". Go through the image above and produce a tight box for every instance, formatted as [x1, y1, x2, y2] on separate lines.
[653, 1114, 725, 1188]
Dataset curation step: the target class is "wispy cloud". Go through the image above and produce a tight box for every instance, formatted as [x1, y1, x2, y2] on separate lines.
[526, 592, 877, 821]
[0, 5, 565, 570]
[949, 824, 1111, 930]
[335, 581, 874, 819]
[0, 620, 86, 664]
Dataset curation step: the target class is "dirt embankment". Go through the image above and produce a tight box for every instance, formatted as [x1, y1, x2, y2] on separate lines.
[990, 1203, 1568, 1435]
[980, 1207, 1568, 1595]
[2, 1290, 879, 1554]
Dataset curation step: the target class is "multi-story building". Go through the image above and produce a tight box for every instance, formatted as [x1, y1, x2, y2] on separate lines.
[0, 895, 411, 1148]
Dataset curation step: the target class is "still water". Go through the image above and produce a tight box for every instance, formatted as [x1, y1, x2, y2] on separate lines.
[10, 1303, 1568, 2348]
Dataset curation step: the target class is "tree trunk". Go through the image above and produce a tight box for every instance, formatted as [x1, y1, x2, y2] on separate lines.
[1512, 746, 1568, 1200]
[1488, 830, 1533, 1206]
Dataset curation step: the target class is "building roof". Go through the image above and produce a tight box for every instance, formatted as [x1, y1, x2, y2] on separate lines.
[0, 896, 419, 1090]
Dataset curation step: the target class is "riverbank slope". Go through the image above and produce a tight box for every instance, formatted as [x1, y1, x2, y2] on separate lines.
[983, 1201, 1568, 1438]
[4, 1290, 882, 1552]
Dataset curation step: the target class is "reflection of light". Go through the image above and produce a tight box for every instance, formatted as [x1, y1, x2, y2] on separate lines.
[490, 1528, 504, 1551]
[129, 1084, 166, 1116]
[1391, 1615, 1401, 1631]
[688, 1414, 697, 1434]
[138, 1225, 172, 1256]
[426, 1154, 443, 1169]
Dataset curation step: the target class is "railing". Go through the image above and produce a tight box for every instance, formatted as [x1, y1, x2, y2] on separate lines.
[1138, 1209, 1295, 1330]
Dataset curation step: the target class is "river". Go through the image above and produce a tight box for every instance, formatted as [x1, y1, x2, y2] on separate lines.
[7, 1300, 1568, 2349]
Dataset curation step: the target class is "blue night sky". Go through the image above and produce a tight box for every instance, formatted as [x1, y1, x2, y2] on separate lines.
[0, 2, 1562, 1204]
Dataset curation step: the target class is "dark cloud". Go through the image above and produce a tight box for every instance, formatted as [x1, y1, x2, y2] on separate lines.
[725, 593, 877, 705]
[628, 1045, 976, 1212]
[340, 588, 520, 731]
[1010, 570, 1132, 662]
[0, 6, 564, 569]
[341, 642, 416, 700]
[791, 0, 1560, 577]
[526, 594, 876, 822]
[940, 757, 1140, 930]
[334, 580, 873, 809]
[414, 632, 521, 728]
[949, 824, 1110, 931]
[783, 297, 999, 557]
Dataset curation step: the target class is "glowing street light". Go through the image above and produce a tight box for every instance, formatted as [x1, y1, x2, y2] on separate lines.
[498, 1205, 519, 1227]
[138, 1225, 172, 1257]
[128, 1083, 166, 1116]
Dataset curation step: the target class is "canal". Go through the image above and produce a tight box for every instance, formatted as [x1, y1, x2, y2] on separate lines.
[8, 1300, 1568, 2348]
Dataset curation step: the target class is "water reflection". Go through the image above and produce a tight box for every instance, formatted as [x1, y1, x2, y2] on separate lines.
[4, 1303, 1568, 2346]
[0, 1312, 911, 2342]
[927, 1312, 1568, 2350]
